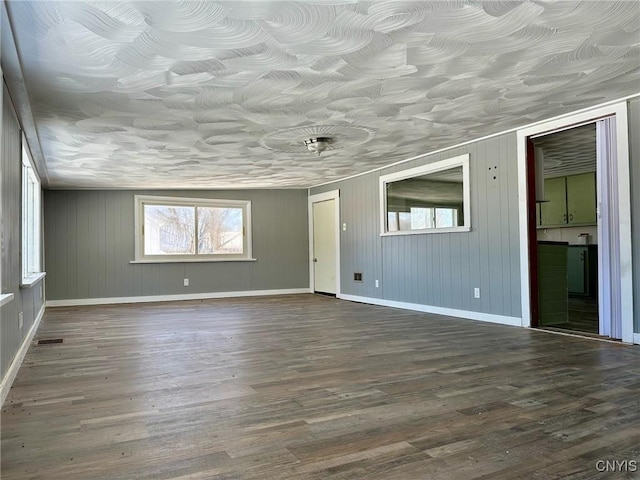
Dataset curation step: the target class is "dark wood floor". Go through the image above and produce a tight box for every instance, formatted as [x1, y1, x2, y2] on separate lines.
[542, 297, 600, 335]
[2, 294, 639, 479]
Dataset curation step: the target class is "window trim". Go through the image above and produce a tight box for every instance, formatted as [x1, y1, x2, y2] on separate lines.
[0, 293, 15, 307]
[21, 138, 43, 282]
[379, 154, 471, 236]
[133, 195, 254, 263]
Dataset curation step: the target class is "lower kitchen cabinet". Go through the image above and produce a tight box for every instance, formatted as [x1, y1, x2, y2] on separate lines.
[537, 241, 568, 326]
[567, 245, 598, 297]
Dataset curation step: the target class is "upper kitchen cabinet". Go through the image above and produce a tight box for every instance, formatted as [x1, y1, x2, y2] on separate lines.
[566, 172, 597, 225]
[540, 177, 567, 226]
[539, 172, 596, 227]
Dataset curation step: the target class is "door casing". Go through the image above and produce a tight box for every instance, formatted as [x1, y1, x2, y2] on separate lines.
[308, 190, 341, 295]
[517, 101, 633, 343]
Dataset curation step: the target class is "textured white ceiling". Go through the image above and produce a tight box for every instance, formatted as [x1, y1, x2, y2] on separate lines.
[534, 123, 597, 179]
[7, 0, 640, 189]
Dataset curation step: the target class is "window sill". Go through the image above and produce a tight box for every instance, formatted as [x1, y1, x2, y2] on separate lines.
[21, 272, 46, 287]
[381, 226, 471, 236]
[130, 258, 258, 264]
[0, 293, 15, 307]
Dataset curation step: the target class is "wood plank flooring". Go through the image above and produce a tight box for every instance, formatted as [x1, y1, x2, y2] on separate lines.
[2, 294, 639, 479]
[543, 297, 600, 335]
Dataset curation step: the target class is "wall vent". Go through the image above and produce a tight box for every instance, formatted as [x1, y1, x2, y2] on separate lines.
[37, 339, 63, 345]
[354, 273, 363, 282]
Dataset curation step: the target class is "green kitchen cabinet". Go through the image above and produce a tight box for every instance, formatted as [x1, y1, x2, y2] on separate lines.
[540, 177, 567, 226]
[539, 172, 596, 227]
[567, 172, 597, 225]
[567, 245, 598, 297]
[537, 241, 569, 325]
[567, 246, 587, 294]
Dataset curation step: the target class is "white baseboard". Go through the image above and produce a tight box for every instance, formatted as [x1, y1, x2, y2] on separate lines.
[338, 294, 523, 327]
[45, 288, 312, 308]
[634, 333, 640, 345]
[1, 304, 46, 407]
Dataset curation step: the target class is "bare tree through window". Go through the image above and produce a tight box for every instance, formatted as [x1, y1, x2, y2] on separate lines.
[198, 207, 243, 254]
[143, 204, 244, 256]
[144, 205, 195, 255]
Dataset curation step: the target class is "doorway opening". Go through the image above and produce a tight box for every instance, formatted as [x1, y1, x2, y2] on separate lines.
[531, 123, 599, 336]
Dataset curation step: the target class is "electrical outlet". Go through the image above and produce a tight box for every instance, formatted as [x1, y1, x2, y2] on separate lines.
[18, 312, 24, 330]
[375, 279, 379, 288]
[342, 223, 347, 231]
[474, 288, 480, 299]
[183, 278, 189, 287]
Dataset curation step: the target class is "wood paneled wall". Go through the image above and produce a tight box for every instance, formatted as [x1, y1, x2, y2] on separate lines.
[311, 132, 522, 319]
[1, 84, 45, 379]
[43, 189, 309, 301]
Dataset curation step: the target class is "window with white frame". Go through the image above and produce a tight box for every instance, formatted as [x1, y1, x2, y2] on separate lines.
[22, 142, 42, 281]
[380, 154, 471, 235]
[134, 195, 253, 262]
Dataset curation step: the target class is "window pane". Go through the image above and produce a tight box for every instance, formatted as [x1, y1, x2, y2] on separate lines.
[410, 207, 437, 230]
[387, 212, 398, 232]
[28, 181, 37, 273]
[435, 208, 456, 228]
[386, 165, 464, 231]
[22, 148, 41, 278]
[398, 212, 411, 231]
[144, 205, 195, 255]
[197, 207, 243, 254]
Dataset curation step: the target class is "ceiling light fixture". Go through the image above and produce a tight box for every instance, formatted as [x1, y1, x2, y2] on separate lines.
[261, 126, 373, 154]
[304, 137, 332, 156]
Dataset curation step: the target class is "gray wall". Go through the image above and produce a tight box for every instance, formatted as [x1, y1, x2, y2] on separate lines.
[312, 132, 522, 319]
[1, 84, 45, 380]
[44, 189, 309, 301]
[629, 98, 640, 334]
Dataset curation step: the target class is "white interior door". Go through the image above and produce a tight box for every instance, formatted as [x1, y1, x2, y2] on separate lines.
[313, 199, 336, 294]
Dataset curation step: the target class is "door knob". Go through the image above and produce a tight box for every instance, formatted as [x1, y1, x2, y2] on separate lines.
[313, 258, 317, 262]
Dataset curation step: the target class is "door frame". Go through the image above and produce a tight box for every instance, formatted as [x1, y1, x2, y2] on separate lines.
[308, 190, 341, 296]
[516, 101, 634, 343]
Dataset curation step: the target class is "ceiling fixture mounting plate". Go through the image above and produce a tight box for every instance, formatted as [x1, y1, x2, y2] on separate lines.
[261, 125, 375, 155]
